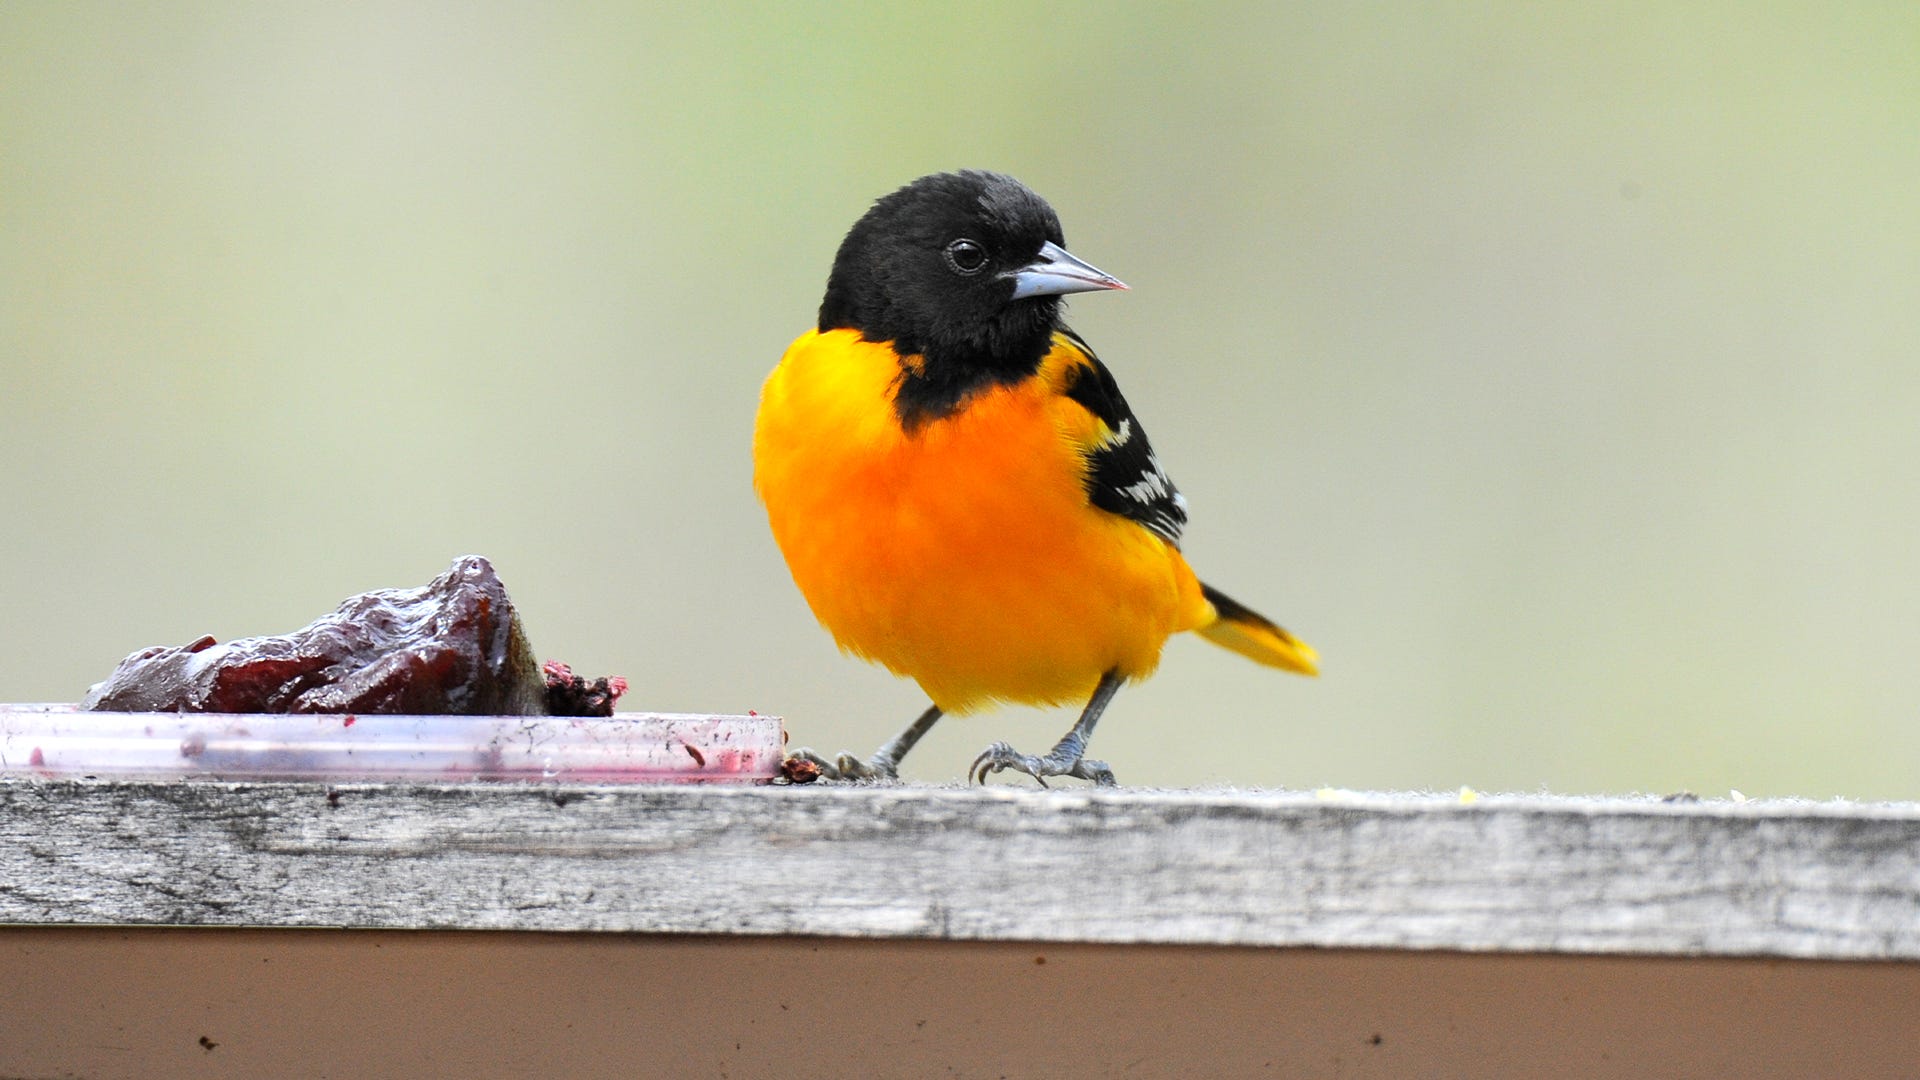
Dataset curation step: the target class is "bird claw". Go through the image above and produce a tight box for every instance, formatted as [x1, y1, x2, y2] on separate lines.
[785, 747, 900, 783]
[969, 741, 1117, 787]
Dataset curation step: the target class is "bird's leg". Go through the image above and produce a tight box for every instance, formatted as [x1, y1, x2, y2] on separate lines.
[971, 671, 1123, 787]
[788, 703, 943, 782]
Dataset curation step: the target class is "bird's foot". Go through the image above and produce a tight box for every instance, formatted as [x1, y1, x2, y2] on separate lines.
[784, 747, 901, 783]
[969, 741, 1117, 788]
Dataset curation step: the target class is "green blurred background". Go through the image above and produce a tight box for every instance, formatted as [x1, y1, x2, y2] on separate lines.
[4, 3, 1917, 796]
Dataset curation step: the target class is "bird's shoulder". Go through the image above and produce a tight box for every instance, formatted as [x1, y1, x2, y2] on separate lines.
[1039, 329, 1188, 547]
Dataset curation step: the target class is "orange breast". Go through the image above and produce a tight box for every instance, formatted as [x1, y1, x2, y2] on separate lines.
[753, 328, 1206, 713]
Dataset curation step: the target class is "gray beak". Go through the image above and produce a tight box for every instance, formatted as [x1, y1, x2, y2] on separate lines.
[1005, 240, 1128, 299]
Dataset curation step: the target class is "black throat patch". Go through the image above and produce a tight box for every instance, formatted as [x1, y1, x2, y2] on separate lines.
[889, 337, 1050, 433]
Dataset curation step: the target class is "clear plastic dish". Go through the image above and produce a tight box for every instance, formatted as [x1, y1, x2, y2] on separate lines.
[0, 704, 782, 784]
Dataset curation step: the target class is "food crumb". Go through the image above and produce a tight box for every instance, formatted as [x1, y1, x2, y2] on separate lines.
[542, 660, 629, 717]
[780, 756, 822, 784]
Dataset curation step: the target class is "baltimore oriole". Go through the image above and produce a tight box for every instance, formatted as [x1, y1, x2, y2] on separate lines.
[755, 170, 1317, 786]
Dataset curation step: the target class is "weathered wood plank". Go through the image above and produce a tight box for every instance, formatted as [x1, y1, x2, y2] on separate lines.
[3, 780, 1917, 959]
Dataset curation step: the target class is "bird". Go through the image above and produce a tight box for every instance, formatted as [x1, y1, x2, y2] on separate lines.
[753, 170, 1317, 786]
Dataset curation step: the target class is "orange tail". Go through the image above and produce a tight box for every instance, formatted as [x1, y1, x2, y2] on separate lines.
[1196, 583, 1319, 676]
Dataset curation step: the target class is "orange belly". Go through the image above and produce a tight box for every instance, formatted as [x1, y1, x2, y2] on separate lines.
[754, 329, 1207, 713]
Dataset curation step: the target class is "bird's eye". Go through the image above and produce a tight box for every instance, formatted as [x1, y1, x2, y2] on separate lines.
[944, 238, 989, 275]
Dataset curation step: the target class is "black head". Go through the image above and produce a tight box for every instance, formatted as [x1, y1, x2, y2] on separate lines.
[818, 171, 1125, 385]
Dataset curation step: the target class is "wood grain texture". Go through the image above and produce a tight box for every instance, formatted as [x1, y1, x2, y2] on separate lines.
[2, 780, 1916, 959]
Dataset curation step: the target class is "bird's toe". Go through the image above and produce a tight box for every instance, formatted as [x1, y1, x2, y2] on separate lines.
[1075, 758, 1118, 787]
[783, 748, 899, 783]
[837, 752, 900, 782]
[971, 742, 1115, 787]
[970, 741, 1033, 785]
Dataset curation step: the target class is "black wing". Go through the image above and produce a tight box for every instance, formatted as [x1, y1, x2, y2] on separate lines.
[1057, 329, 1189, 547]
